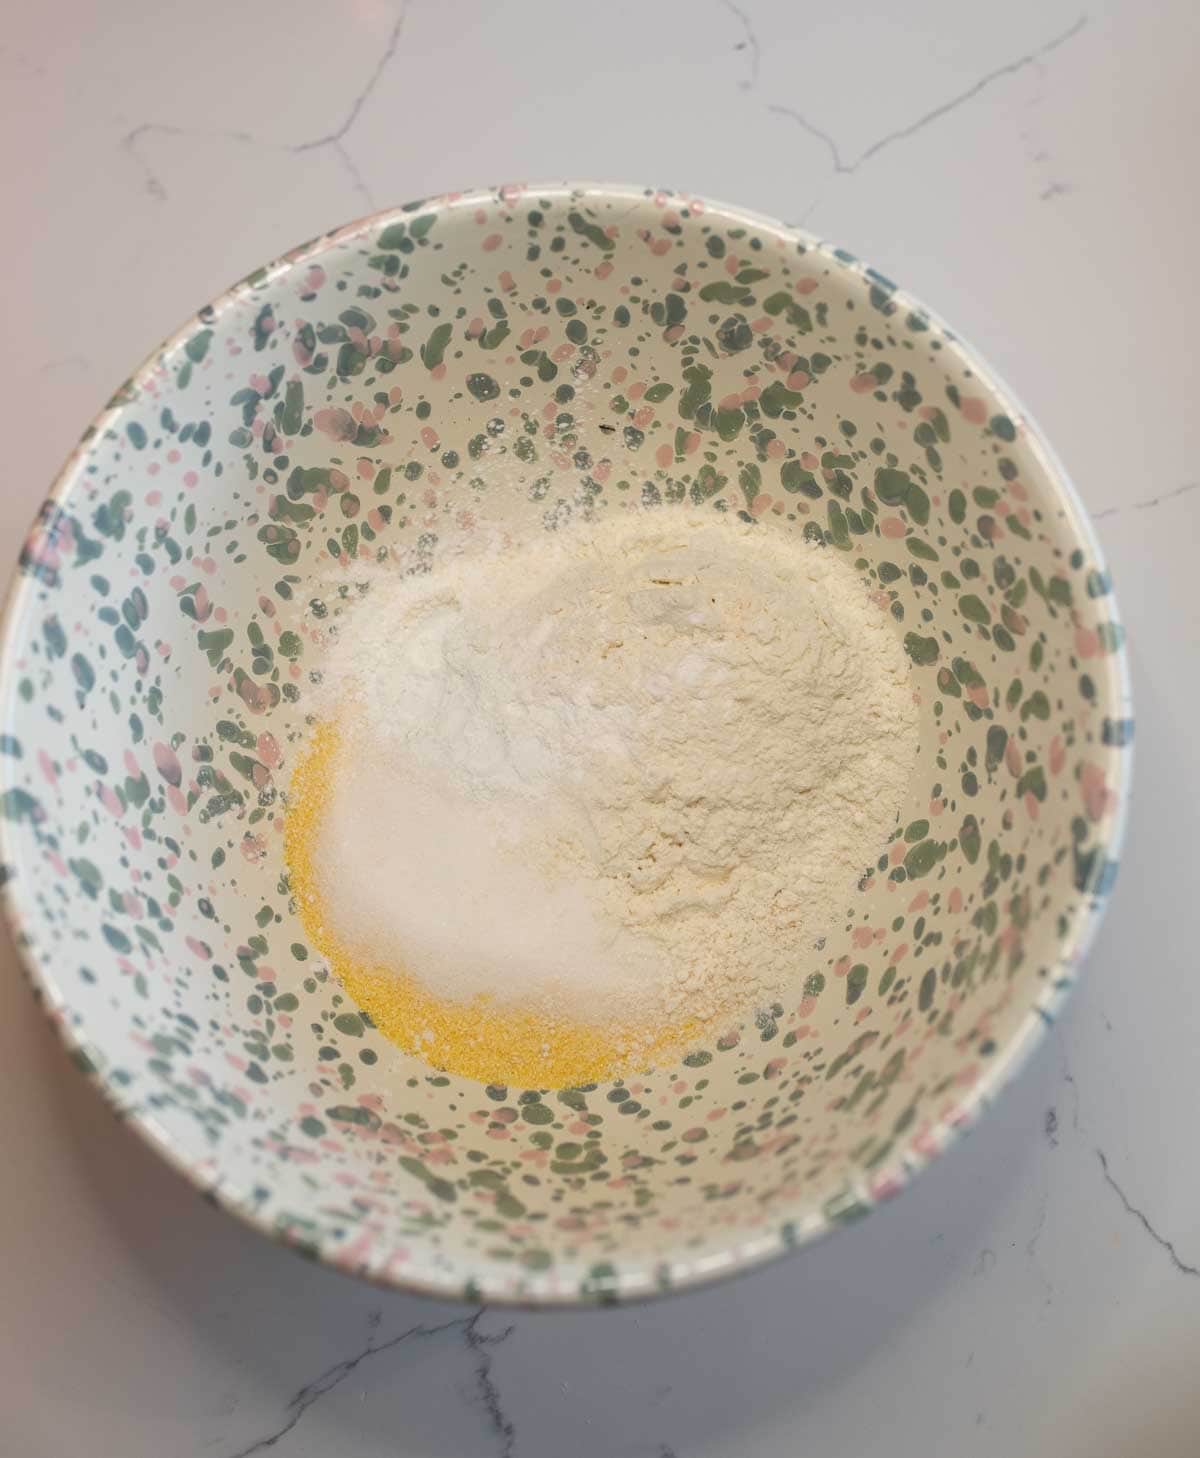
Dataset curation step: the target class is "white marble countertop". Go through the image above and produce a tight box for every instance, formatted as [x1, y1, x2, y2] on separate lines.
[3, 2, 1198, 1453]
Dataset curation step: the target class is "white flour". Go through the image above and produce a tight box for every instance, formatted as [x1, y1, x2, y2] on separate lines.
[308, 513, 919, 1033]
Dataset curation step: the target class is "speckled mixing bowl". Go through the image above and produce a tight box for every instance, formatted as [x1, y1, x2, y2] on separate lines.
[0, 183, 1131, 1304]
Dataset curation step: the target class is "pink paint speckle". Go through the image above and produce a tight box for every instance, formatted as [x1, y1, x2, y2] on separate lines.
[315, 407, 357, 442]
[1049, 735, 1066, 775]
[1080, 762, 1111, 822]
[1075, 625, 1100, 659]
[97, 782, 124, 818]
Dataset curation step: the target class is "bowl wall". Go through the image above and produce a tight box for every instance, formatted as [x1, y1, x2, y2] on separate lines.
[0, 184, 1131, 1303]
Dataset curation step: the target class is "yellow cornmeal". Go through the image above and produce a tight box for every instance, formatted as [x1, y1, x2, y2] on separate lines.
[283, 723, 703, 1088]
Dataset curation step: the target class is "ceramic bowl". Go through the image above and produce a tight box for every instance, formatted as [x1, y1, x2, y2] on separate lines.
[0, 183, 1131, 1304]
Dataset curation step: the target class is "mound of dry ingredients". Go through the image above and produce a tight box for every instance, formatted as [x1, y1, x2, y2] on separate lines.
[285, 513, 920, 1087]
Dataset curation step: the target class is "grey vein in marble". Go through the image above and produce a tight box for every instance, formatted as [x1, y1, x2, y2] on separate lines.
[1022, 1191, 1056, 1308]
[719, 0, 761, 90]
[292, 3, 409, 154]
[39, 355, 91, 375]
[120, 122, 257, 202]
[1055, 1033, 1084, 1136]
[291, 0, 412, 208]
[1093, 480, 1199, 521]
[464, 1313, 518, 1457]
[327, 138, 376, 211]
[121, 2, 410, 210]
[224, 1310, 473, 1457]
[0, 42, 47, 79]
[1097, 1150, 1200, 1277]
[1025, 1198, 1049, 1260]
[768, 13, 1088, 175]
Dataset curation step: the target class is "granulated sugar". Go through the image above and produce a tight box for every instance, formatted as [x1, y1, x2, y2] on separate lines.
[286, 512, 919, 1086]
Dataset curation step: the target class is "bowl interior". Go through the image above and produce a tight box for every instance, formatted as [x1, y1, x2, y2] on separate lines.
[0, 184, 1130, 1303]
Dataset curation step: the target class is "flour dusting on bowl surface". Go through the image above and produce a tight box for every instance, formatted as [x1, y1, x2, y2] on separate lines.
[0, 185, 1131, 1303]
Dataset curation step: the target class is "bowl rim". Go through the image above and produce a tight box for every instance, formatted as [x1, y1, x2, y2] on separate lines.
[0, 180, 1134, 1307]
